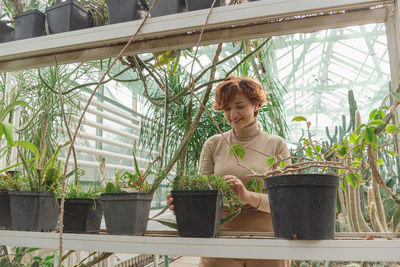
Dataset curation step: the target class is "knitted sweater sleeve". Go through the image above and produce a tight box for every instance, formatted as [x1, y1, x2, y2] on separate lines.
[257, 136, 290, 213]
[198, 137, 215, 176]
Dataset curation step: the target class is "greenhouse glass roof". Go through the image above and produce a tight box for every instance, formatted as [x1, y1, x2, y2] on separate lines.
[270, 23, 390, 143]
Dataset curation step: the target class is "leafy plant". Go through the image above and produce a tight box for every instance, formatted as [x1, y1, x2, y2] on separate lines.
[102, 142, 159, 193]
[172, 172, 243, 223]
[15, 140, 71, 192]
[0, 171, 23, 191]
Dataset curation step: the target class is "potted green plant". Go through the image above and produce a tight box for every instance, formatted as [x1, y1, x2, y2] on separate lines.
[8, 140, 69, 232]
[0, 21, 14, 43]
[46, 0, 93, 34]
[260, 109, 400, 240]
[171, 172, 242, 237]
[14, 9, 45, 40]
[61, 180, 103, 234]
[100, 147, 158, 235]
[0, 171, 21, 230]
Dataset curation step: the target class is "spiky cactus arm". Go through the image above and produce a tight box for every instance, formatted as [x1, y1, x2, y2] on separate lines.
[355, 181, 373, 232]
[345, 182, 356, 232]
[368, 187, 385, 232]
[367, 145, 389, 231]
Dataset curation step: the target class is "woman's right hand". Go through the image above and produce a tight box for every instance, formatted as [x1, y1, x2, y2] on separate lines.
[166, 193, 175, 215]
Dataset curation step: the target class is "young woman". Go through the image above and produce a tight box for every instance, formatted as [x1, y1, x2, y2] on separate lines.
[168, 76, 290, 267]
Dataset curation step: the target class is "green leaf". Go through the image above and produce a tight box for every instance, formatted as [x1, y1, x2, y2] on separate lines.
[0, 122, 15, 146]
[386, 124, 399, 134]
[228, 144, 245, 159]
[266, 157, 276, 168]
[0, 100, 30, 121]
[338, 146, 348, 157]
[376, 158, 384, 165]
[132, 140, 141, 176]
[387, 150, 398, 156]
[369, 109, 379, 121]
[291, 116, 307, 122]
[221, 208, 241, 224]
[305, 146, 313, 158]
[315, 144, 321, 153]
[369, 119, 385, 126]
[105, 183, 117, 193]
[346, 173, 357, 188]
[349, 133, 357, 144]
[15, 140, 39, 162]
[279, 160, 287, 168]
[364, 127, 377, 145]
[152, 219, 178, 230]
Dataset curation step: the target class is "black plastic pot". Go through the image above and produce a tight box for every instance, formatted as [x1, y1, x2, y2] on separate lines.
[14, 9, 45, 40]
[185, 0, 221, 11]
[172, 190, 222, 237]
[0, 21, 14, 43]
[0, 190, 11, 230]
[62, 198, 102, 234]
[46, 0, 93, 34]
[149, 0, 186, 17]
[264, 174, 339, 240]
[106, 0, 139, 24]
[9, 191, 59, 232]
[101, 192, 152, 235]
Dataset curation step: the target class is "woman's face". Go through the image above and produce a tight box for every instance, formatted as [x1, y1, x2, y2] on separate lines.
[222, 93, 258, 129]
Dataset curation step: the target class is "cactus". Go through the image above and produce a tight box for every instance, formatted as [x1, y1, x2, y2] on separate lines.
[348, 89, 358, 132]
[368, 187, 385, 232]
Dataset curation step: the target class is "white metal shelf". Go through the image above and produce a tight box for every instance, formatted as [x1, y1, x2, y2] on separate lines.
[0, 0, 392, 72]
[0, 230, 399, 261]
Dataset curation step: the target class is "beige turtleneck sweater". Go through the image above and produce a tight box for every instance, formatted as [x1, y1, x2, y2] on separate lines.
[198, 120, 290, 213]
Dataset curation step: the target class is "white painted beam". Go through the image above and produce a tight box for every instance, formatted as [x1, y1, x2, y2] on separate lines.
[0, 0, 391, 72]
[0, 230, 399, 261]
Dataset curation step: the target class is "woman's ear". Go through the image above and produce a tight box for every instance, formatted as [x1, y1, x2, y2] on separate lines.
[254, 107, 259, 116]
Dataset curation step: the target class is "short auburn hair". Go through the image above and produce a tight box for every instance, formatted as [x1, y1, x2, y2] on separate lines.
[212, 76, 267, 115]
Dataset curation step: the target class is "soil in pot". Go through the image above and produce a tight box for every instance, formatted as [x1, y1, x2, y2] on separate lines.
[62, 198, 102, 234]
[101, 192, 152, 235]
[9, 191, 59, 232]
[0, 189, 11, 230]
[14, 9, 45, 40]
[46, 0, 93, 34]
[149, 0, 186, 17]
[264, 174, 339, 240]
[185, 0, 221, 11]
[171, 190, 222, 237]
[0, 21, 14, 43]
[106, 0, 139, 24]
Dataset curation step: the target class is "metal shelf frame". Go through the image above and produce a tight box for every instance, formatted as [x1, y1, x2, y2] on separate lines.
[1, 230, 400, 261]
[0, 0, 393, 72]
